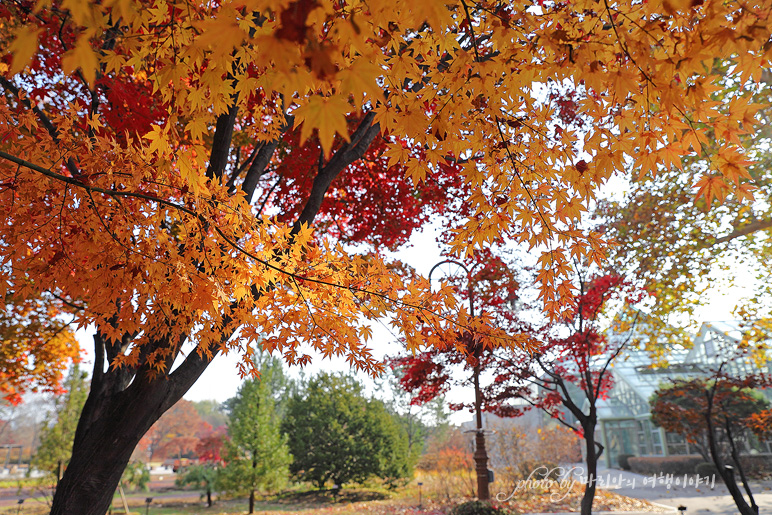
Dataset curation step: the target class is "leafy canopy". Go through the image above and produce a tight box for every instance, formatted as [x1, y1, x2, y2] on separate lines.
[0, 295, 80, 404]
[0, 0, 769, 377]
[596, 66, 772, 332]
[651, 375, 771, 450]
[138, 399, 208, 461]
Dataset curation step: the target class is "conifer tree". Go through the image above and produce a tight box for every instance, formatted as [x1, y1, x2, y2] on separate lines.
[220, 354, 290, 514]
[33, 365, 88, 482]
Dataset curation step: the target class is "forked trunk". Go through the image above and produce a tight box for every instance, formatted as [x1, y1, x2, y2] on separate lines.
[718, 465, 758, 515]
[50, 334, 212, 515]
[702, 398, 756, 515]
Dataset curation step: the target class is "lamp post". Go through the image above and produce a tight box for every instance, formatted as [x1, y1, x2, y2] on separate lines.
[429, 259, 490, 500]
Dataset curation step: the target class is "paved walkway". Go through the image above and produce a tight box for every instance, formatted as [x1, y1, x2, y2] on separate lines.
[567, 464, 772, 514]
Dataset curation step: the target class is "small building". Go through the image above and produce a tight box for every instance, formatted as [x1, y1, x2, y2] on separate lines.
[590, 321, 772, 467]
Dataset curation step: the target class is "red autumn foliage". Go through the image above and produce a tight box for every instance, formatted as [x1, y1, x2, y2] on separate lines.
[138, 400, 210, 461]
[391, 251, 530, 412]
[195, 429, 228, 464]
[485, 273, 643, 515]
[651, 367, 772, 515]
[268, 126, 468, 250]
[396, 271, 643, 515]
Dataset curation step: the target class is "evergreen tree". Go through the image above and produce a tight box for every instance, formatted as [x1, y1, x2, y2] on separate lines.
[283, 373, 411, 489]
[33, 365, 88, 482]
[220, 353, 291, 514]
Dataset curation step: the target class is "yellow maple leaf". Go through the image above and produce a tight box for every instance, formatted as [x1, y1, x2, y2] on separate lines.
[61, 34, 99, 87]
[9, 26, 41, 76]
[185, 118, 208, 142]
[293, 95, 351, 157]
[693, 175, 728, 208]
[339, 61, 385, 105]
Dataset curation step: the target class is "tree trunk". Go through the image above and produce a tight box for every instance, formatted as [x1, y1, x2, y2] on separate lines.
[725, 421, 759, 514]
[580, 424, 598, 515]
[718, 466, 757, 515]
[704, 403, 756, 515]
[249, 489, 255, 514]
[46, 111, 378, 515]
[51, 386, 165, 514]
[50, 334, 213, 515]
[206, 487, 212, 507]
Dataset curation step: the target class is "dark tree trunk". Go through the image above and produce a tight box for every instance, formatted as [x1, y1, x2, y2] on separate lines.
[580, 423, 599, 515]
[46, 111, 380, 515]
[725, 421, 759, 514]
[50, 334, 214, 515]
[249, 489, 255, 514]
[51, 382, 167, 515]
[705, 396, 757, 515]
[717, 466, 757, 515]
[206, 487, 212, 507]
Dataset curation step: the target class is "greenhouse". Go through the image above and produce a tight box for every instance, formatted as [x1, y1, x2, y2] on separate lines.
[594, 321, 772, 467]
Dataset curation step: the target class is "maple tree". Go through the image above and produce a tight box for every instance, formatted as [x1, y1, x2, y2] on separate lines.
[397, 271, 641, 514]
[483, 273, 643, 515]
[651, 370, 772, 515]
[1, 0, 770, 513]
[177, 427, 228, 508]
[139, 399, 208, 462]
[392, 251, 528, 412]
[0, 295, 80, 405]
[195, 429, 228, 464]
[393, 251, 530, 499]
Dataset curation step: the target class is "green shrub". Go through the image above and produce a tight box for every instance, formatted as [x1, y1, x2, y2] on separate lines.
[617, 454, 634, 471]
[121, 462, 150, 492]
[450, 500, 517, 515]
[695, 462, 718, 478]
[628, 456, 703, 476]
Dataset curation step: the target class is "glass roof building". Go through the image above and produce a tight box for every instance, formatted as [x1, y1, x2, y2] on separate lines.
[578, 321, 772, 467]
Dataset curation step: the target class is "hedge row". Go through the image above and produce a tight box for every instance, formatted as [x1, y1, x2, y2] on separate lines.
[628, 456, 704, 476]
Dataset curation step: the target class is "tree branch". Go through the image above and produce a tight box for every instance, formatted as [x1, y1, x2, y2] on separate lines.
[292, 111, 380, 233]
[0, 77, 80, 177]
[242, 139, 282, 202]
[205, 103, 240, 181]
[713, 218, 772, 245]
